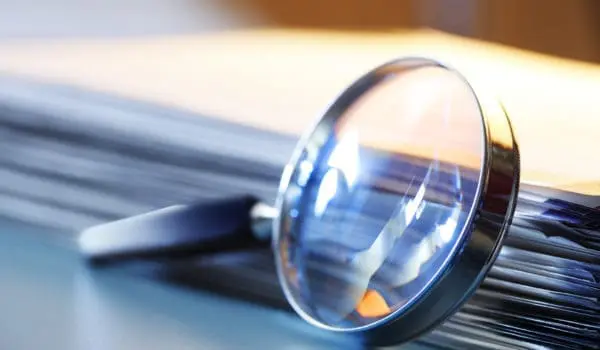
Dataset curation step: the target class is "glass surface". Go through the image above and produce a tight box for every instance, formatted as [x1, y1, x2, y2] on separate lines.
[278, 65, 485, 330]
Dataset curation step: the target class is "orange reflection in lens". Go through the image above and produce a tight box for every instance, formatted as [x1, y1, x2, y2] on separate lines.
[356, 289, 391, 318]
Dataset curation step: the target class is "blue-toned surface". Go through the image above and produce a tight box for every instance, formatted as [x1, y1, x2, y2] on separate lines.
[276, 66, 484, 330]
[0, 218, 433, 350]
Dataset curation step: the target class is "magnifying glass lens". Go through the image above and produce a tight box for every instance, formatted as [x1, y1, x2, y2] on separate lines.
[277, 65, 487, 330]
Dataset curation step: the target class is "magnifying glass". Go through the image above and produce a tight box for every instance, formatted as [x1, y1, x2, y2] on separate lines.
[79, 57, 599, 347]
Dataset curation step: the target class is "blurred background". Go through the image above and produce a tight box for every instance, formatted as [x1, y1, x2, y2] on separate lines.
[0, 1, 598, 349]
[1, 0, 598, 62]
[0, 0, 598, 234]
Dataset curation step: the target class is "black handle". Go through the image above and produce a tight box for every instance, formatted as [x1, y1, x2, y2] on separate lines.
[79, 195, 266, 265]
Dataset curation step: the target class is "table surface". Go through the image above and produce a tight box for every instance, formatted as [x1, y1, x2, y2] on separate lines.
[1, 218, 439, 350]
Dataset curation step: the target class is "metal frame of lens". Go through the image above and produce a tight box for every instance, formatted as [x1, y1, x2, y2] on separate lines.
[272, 57, 520, 346]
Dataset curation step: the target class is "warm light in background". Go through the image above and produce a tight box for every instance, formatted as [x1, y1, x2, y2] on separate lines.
[0, 29, 597, 194]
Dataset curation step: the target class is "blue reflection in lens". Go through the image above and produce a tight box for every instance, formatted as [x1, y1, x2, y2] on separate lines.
[277, 66, 484, 330]
[287, 145, 479, 328]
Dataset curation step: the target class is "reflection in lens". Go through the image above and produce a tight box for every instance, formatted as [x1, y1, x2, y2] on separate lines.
[277, 64, 485, 330]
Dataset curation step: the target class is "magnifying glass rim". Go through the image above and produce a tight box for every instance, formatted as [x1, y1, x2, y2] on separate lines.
[272, 57, 520, 345]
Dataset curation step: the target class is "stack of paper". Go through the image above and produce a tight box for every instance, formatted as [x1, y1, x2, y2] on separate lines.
[0, 74, 294, 234]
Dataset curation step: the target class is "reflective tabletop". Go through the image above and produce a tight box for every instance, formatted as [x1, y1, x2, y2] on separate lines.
[0, 218, 433, 350]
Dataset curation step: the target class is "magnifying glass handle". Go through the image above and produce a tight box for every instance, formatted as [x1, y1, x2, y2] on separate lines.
[79, 195, 271, 265]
